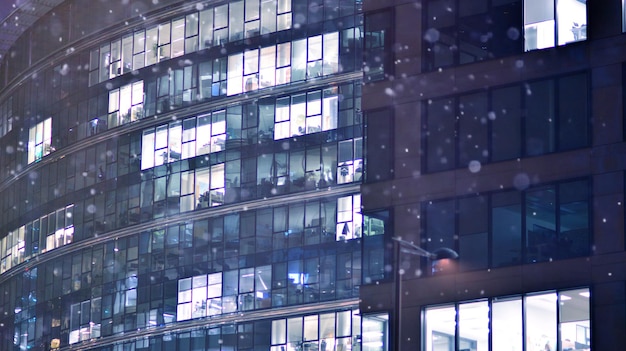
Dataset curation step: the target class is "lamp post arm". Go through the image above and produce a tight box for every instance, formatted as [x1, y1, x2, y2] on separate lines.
[392, 236, 435, 259]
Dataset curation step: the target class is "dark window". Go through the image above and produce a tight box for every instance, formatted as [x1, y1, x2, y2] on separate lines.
[364, 9, 393, 82]
[423, 73, 589, 172]
[424, 0, 522, 70]
[424, 98, 456, 172]
[422, 179, 590, 271]
[365, 109, 393, 182]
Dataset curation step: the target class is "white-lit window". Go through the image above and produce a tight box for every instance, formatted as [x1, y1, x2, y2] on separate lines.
[230, 0, 245, 41]
[423, 288, 591, 351]
[277, 0, 292, 31]
[171, 18, 186, 58]
[108, 81, 144, 128]
[227, 53, 244, 96]
[122, 34, 133, 74]
[273, 88, 339, 140]
[0, 204, 73, 273]
[195, 164, 225, 209]
[27, 117, 52, 164]
[146, 26, 158, 65]
[270, 310, 361, 351]
[337, 138, 363, 184]
[158, 22, 172, 61]
[69, 298, 101, 345]
[133, 30, 146, 70]
[524, 0, 586, 51]
[177, 273, 222, 321]
[43, 205, 74, 253]
[259, 46, 277, 88]
[336, 194, 362, 240]
[362, 313, 388, 351]
[244, 49, 260, 92]
[185, 13, 199, 53]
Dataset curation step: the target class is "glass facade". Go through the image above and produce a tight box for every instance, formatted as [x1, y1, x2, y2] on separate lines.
[0, 1, 364, 351]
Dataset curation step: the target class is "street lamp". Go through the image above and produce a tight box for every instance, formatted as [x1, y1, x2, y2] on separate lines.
[391, 236, 458, 351]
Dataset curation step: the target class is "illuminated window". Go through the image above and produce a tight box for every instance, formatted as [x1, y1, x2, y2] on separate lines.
[69, 298, 102, 344]
[272, 88, 339, 140]
[177, 268, 272, 321]
[141, 111, 227, 170]
[27, 117, 52, 164]
[336, 194, 362, 241]
[270, 310, 361, 351]
[524, 0, 587, 51]
[337, 138, 363, 184]
[108, 81, 144, 128]
[424, 288, 590, 351]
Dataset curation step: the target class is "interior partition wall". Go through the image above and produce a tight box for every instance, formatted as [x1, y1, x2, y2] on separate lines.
[0, 1, 364, 351]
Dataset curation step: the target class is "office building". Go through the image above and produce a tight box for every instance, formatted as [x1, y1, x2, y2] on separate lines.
[0, 1, 365, 350]
[360, 0, 626, 350]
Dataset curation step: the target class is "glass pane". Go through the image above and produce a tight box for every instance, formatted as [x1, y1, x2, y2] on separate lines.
[491, 191, 522, 267]
[171, 18, 185, 57]
[525, 80, 555, 156]
[261, 0, 277, 34]
[304, 315, 318, 341]
[229, 1, 245, 41]
[227, 53, 243, 96]
[292, 39, 307, 81]
[319, 313, 335, 339]
[425, 305, 456, 351]
[425, 199, 455, 255]
[559, 180, 589, 258]
[426, 98, 455, 171]
[557, 0, 587, 45]
[525, 293, 557, 351]
[492, 297, 522, 351]
[200, 9, 214, 49]
[362, 313, 388, 351]
[526, 185, 556, 263]
[336, 311, 351, 337]
[558, 74, 588, 150]
[272, 319, 287, 344]
[492, 85, 522, 161]
[559, 288, 590, 350]
[287, 317, 302, 342]
[458, 92, 488, 166]
[458, 301, 488, 351]
[524, 0, 555, 51]
[458, 195, 488, 271]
